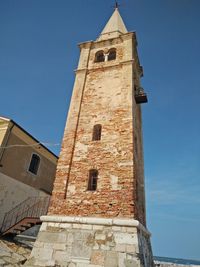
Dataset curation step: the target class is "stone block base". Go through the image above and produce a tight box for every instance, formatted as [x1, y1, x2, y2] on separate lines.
[25, 216, 154, 267]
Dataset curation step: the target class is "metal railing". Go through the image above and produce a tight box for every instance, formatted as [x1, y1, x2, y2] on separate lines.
[1, 196, 50, 234]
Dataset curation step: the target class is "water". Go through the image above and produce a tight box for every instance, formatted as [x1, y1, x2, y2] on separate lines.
[154, 256, 200, 266]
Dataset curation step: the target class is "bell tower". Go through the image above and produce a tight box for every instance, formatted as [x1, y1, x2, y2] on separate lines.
[27, 7, 154, 267]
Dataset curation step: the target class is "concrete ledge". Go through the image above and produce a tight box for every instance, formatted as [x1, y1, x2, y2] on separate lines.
[40, 215, 151, 236]
[15, 235, 36, 241]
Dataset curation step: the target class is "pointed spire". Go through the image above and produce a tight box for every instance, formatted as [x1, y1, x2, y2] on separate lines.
[98, 8, 128, 41]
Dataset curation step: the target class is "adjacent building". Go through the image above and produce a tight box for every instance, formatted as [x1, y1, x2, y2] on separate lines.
[0, 116, 58, 232]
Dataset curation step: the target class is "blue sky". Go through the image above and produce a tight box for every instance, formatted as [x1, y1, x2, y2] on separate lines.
[0, 0, 200, 260]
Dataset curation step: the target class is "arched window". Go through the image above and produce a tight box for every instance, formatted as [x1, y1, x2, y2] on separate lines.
[92, 124, 102, 141]
[88, 169, 98, 191]
[28, 154, 40, 175]
[108, 48, 116, 61]
[95, 51, 105, 62]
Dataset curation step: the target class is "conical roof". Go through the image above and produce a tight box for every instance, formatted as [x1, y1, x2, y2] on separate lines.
[98, 8, 128, 41]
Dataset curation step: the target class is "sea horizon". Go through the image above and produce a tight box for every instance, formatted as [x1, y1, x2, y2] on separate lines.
[154, 256, 200, 266]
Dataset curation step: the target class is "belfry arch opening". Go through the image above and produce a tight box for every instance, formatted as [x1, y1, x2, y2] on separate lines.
[108, 48, 116, 61]
[94, 51, 105, 62]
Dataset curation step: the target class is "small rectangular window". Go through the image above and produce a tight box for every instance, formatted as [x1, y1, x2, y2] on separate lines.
[88, 169, 98, 191]
[29, 154, 40, 175]
[92, 124, 102, 141]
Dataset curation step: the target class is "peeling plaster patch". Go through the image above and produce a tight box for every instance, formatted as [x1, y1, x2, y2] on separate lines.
[110, 175, 119, 190]
[76, 142, 88, 153]
[68, 185, 76, 194]
[73, 142, 88, 161]
[118, 161, 133, 167]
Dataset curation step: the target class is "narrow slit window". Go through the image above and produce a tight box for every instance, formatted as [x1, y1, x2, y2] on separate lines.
[29, 154, 40, 175]
[95, 51, 105, 62]
[92, 124, 102, 141]
[108, 48, 116, 61]
[88, 169, 98, 191]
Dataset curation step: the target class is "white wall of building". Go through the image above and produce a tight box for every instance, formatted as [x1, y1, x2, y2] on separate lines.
[0, 173, 48, 229]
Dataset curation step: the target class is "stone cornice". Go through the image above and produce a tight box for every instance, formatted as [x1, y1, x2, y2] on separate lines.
[78, 41, 93, 49]
[74, 68, 87, 74]
[96, 31, 135, 44]
[41, 215, 151, 236]
[77, 32, 136, 48]
[75, 59, 135, 74]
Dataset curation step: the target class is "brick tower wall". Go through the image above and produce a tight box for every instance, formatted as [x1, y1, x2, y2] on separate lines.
[48, 33, 146, 225]
[25, 13, 154, 267]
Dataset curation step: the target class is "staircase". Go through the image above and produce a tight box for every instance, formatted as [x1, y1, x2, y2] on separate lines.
[0, 196, 50, 236]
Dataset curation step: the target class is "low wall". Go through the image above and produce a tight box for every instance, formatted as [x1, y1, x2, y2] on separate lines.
[0, 173, 48, 229]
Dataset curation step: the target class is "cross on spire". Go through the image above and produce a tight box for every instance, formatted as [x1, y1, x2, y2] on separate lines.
[111, 1, 123, 9]
[114, 1, 121, 9]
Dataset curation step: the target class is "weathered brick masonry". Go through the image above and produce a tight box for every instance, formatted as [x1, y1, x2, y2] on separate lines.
[48, 34, 145, 225]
